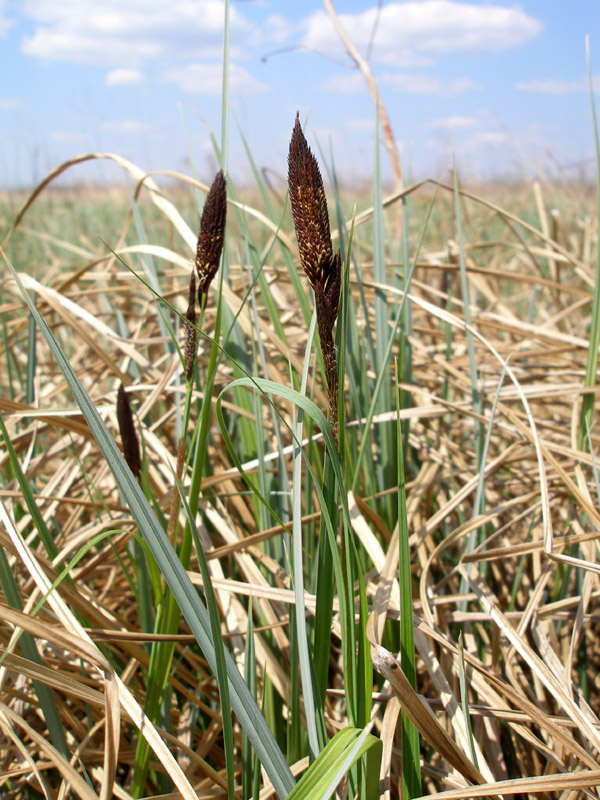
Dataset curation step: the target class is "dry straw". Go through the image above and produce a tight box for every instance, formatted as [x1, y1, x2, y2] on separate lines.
[288, 113, 342, 443]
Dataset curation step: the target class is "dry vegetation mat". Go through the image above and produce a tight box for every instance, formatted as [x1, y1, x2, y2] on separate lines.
[0, 128, 600, 800]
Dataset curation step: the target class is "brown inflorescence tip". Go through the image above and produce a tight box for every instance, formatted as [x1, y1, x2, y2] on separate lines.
[116, 383, 141, 477]
[195, 169, 227, 296]
[288, 113, 335, 297]
[288, 113, 342, 444]
[184, 269, 197, 381]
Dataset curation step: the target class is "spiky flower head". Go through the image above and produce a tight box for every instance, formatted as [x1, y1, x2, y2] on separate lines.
[288, 114, 339, 305]
[195, 169, 227, 296]
[288, 113, 342, 444]
[117, 383, 141, 477]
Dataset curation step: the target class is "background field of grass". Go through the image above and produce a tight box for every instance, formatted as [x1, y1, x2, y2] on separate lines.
[0, 14, 600, 783]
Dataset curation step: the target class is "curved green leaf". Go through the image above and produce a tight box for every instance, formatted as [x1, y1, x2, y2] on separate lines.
[287, 727, 382, 800]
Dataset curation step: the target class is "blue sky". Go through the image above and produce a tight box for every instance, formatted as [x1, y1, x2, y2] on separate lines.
[0, 0, 598, 188]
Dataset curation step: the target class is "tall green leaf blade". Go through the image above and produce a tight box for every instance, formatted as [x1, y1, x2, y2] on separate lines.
[176, 473, 235, 799]
[286, 727, 382, 800]
[578, 38, 600, 449]
[0, 507, 68, 758]
[395, 375, 421, 798]
[216, 376, 359, 726]
[372, 98, 394, 523]
[4, 252, 296, 800]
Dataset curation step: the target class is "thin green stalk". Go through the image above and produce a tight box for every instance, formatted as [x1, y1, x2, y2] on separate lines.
[1, 307, 16, 401]
[313, 218, 354, 712]
[216, 377, 359, 723]
[26, 292, 36, 405]
[0, 414, 58, 561]
[452, 155, 484, 602]
[131, 289, 222, 796]
[577, 37, 600, 450]
[0, 474, 68, 758]
[287, 608, 304, 765]
[242, 598, 257, 800]
[350, 187, 439, 493]
[292, 309, 325, 757]
[312, 455, 337, 704]
[176, 472, 235, 800]
[372, 101, 395, 525]
[127, 187, 172, 348]
[452, 155, 480, 418]
[234, 114, 303, 337]
[395, 366, 421, 798]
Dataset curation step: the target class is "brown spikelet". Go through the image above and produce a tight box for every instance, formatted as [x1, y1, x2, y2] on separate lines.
[196, 169, 227, 296]
[288, 113, 334, 294]
[288, 113, 341, 444]
[116, 383, 141, 477]
[184, 269, 197, 381]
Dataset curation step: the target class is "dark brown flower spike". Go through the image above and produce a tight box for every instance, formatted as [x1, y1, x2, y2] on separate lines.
[288, 113, 342, 444]
[183, 269, 197, 381]
[196, 169, 227, 296]
[117, 383, 141, 477]
[288, 114, 335, 295]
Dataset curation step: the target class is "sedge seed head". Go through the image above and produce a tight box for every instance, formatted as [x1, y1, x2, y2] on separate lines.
[288, 113, 341, 328]
[196, 169, 227, 296]
[288, 113, 334, 294]
[288, 113, 342, 445]
[116, 383, 141, 477]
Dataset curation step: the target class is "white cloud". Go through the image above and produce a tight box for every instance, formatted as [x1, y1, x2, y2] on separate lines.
[0, 97, 18, 109]
[48, 130, 88, 143]
[319, 72, 366, 94]
[100, 120, 151, 133]
[381, 73, 480, 94]
[263, 14, 293, 45]
[162, 62, 268, 95]
[346, 117, 376, 132]
[424, 124, 518, 176]
[20, 0, 255, 65]
[321, 70, 479, 95]
[515, 76, 600, 94]
[0, 0, 15, 37]
[426, 116, 514, 154]
[303, 2, 541, 67]
[429, 115, 480, 130]
[381, 73, 441, 93]
[105, 68, 144, 87]
[463, 130, 511, 148]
